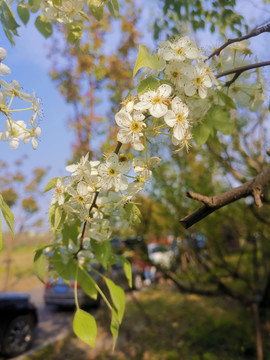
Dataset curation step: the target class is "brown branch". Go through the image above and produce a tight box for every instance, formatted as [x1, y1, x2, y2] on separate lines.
[216, 60, 270, 86]
[180, 164, 270, 229]
[208, 23, 270, 60]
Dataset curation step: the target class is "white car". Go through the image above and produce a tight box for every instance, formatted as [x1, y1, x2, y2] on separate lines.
[148, 243, 175, 269]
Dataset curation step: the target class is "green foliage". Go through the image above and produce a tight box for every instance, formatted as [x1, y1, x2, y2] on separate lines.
[123, 203, 142, 225]
[118, 254, 132, 288]
[154, 0, 248, 39]
[35, 14, 53, 38]
[73, 309, 97, 347]
[17, 3, 30, 25]
[66, 23, 83, 44]
[33, 247, 47, 283]
[43, 177, 59, 193]
[133, 45, 160, 78]
[0, 0, 20, 45]
[0, 194, 14, 249]
[137, 76, 160, 95]
[91, 239, 112, 270]
[87, 0, 105, 20]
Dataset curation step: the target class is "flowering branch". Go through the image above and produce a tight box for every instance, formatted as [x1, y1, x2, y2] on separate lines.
[216, 60, 270, 86]
[208, 23, 270, 60]
[180, 161, 270, 229]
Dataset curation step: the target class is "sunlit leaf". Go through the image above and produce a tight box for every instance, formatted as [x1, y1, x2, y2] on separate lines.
[34, 248, 47, 283]
[35, 14, 53, 38]
[133, 45, 160, 78]
[17, 3, 30, 25]
[105, 277, 125, 323]
[73, 309, 97, 347]
[0, 195, 14, 239]
[118, 255, 132, 288]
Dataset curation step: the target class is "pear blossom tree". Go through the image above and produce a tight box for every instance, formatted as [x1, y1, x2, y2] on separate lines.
[0, 0, 270, 356]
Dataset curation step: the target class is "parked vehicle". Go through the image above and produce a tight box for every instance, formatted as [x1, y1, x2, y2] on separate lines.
[0, 292, 38, 358]
[148, 243, 176, 269]
[44, 277, 100, 308]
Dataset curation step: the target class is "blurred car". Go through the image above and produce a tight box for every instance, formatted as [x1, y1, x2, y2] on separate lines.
[111, 237, 155, 289]
[148, 243, 176, 269]
[0, 292, 38, 358]
[44, 276, 100, 308]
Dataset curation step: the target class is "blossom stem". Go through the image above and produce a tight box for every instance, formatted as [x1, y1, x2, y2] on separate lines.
[10, 107, 33, 112]
[7, 95, 14, 110]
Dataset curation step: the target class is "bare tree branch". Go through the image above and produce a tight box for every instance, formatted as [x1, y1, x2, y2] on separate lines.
[216, 61, 270, 86]
[208, 23, 270, 60]
[180, 164, 270, 229]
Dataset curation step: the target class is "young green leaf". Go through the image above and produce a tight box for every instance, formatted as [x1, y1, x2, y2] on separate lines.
[35, 14, 53, 38]
[137, 76, 159, 95]
[76, 265, 98, 300]
[42, 177, 58, 193]
[206, 105, 234, 135]
[217, 90, 237, 109]
[105, 277, 125, 323]
[91, 239, 112, 270]
[117, 255, 132, 288]
[133, 45, 160, 78]
[34, 248, 47, 283]
[110, 309, 120, 350]
[17, 4, 30, 25]
[1, 1, 20, 32]
[0, 195, 14, 239]
[193, 123, 211, 146]
[87, 0, 104, 21]
[73, 309, 97, 347]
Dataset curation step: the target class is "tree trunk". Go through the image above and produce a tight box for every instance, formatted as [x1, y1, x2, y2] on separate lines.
[252, 303, 264, 360]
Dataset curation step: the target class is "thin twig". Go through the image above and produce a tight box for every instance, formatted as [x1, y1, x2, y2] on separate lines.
[216, 60, 270, 86]
[208, 23, 270, 60]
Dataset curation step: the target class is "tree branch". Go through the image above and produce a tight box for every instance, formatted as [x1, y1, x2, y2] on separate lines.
[180, 163, 270, 229]
[208, 23, 270, 60]
[216, 60, 270, 86]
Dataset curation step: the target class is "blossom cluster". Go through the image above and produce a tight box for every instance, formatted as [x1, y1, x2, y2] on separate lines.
[114, 36, 215, 152]
[50, 152, 161, 242]
[0, 47, 41, 149]
[40, 0, 85, 24]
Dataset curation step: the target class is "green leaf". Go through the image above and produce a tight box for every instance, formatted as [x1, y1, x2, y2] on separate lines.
[77, 266, 98, 300]
[42, 177, 58, 193]
[117, 255, 132, 288]
[0, 195, 14, 239]
[105, 277, 125, 323]
[1, 1, 20, 32]
[137, 76, 159, 95]
[54, 206, 65, 230]
[123, 203, 142, 225]
[17, 4, 30, 25]
[73, 309, 97, 347]
[133, 45, 160, 78]
[62, 218, 81, 247]
[217, 90, 237, 109]
[193, 124, 211, 146]
[110, 309, 119, 350]
[34, 248, 47, 283]
[112, 0, 119, 15]
[35, 14, 53, 38]
[91, 239, 111, 270]
[206, 105, 234, 135]
[66, 23, 83, 44]
[87, 0, 104, 20]
[28, 0, 40, 13]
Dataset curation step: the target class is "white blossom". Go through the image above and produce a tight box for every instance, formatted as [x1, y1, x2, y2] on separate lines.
[164, 97, 190, 141]
[134, 84, 172, 118]
[115, 110, 146, 151]
[0, 47, 10, 76]
[51, 178, 66, 205]
[0, 80, 33, 102]
[158, 37, 200, 62]
[98, 153, 130, 192]
[184, 64, 212, 98]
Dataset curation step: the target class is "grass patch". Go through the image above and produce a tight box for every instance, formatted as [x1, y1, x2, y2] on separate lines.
[24, 283, 270, 360]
